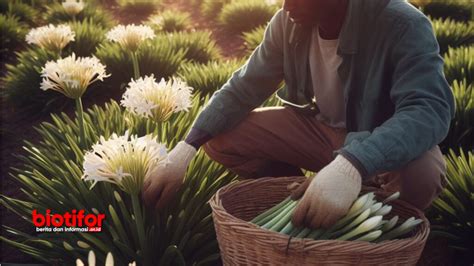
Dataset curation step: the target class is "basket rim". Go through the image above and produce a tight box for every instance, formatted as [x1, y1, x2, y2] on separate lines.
[209, 176, 430, 249]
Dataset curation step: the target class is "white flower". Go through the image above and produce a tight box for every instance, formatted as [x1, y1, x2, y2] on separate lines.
[105, 252, 113, 266]
[62, 0, 84, 16]
[82, 131, 168, 194]
[75, 251, 136, 266]
[121, 75, 193, 122]
[106, 24, 155, 52]
[88, 250, 96, 266]
[75, 250, 94, 266]
[26, 24, 75, 51]
[40, 53, 110, 99]
[76, 259, 84, 266]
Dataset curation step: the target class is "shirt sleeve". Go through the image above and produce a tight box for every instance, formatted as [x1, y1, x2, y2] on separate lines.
[336, 15, 455, 179]
[184, 127, 213, 150]
[190, 9, 286, 137]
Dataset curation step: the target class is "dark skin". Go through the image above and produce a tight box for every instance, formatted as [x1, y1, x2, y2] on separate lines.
[282, 0, 349, 40]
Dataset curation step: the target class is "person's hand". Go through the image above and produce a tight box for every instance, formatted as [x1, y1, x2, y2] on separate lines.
[142, 141, 197, 210]
[291, 155, 362, 229]
[287, 175, 315, 200]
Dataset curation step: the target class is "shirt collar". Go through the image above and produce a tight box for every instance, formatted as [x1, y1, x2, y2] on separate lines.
[337, 0, 361, 55]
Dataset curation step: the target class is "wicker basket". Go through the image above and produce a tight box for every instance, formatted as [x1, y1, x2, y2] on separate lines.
[209, 176, 430, 266]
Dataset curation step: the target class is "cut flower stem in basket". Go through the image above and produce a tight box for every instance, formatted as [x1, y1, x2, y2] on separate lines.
[250, 191, 423, 242]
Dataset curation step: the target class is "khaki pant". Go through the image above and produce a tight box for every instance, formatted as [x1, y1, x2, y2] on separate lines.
[202, 106, 447, 210]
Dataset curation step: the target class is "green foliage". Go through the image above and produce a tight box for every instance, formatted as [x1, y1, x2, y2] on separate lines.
[443, 46, 473, 85]
[1, 96, 237, 265]
[431, 17, 474, 54]
[147, 10, 191, 33]
[117, 0, 159, 19]
[66, 19, 107, 57]
[0, 0, 8, 13]
[440, 80, 473, 152]
[2, 47, 70, 113]
[242, 25, 265, 54]
[0, 14, 28, 56]
[428, 149, 474, 264]
[3, 19, 109, 114]
[261, 93, 282, 107]
[218, 0, 277, 33]
[178, 59, 244, 96]
[201, 0, 231, 20]
[44, 2, 114, 28]
[155, 31, 221, 64]
[5, 0, 39, 26]
[95, 40, 187, 90]
[415, 0, 473, 22]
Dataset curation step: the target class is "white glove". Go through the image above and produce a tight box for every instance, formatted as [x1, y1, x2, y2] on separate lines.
[291, 155, 362, 229]
[142, 141, 197, 210]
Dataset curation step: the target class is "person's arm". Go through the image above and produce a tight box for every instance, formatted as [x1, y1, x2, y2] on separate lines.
[144, 10, 287, 209]
[185, 128, 212, 150]
[189, 9, 286, 138]
[336, 15, 455, 178]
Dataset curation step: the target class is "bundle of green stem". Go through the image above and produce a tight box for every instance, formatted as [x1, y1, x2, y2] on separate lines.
[250, 192, 423, 242]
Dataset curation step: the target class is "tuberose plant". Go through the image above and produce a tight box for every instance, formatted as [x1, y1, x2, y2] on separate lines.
[242, 25, 266, 55]
[431, 17, 474, 54]
[147, 10, 191, 33]
[0, 14, 28, 56]
[440, 80, 473, 152]
[443, 46, 473, 84]
[428, 149, 474, 264]
[178, 59, 244, 96]
[1, 95, 237, 265]
[218, 0, 277, 33]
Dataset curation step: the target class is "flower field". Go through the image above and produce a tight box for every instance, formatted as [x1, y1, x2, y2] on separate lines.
[0, 0, 472, 265]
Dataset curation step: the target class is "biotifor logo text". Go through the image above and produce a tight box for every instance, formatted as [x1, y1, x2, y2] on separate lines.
[32, 209, 105, 233]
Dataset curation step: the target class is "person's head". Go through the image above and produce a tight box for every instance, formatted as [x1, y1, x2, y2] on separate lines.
[282, 0, 347, 26]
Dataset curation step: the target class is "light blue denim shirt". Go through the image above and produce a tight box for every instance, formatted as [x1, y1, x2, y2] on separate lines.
[192, 0, 455, 178]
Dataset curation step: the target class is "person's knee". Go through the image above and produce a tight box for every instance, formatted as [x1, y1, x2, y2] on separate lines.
[202, 136, 267, 179]
[202, 135, 232, 164]
[399, 146, 447, 210]
[201, 110, 267, 162]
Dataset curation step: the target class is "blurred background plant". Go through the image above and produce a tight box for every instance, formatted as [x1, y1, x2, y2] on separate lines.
[201, 0, 231, 20]
[430, 17, 474, 54]
[443, 46, 473, 85]
[44, 1, 115, 28]
[147, 9, 191, 33]
[67, 18, 107, 56]
[117, 0, 160, 22]
[1, 0, 40, 26]
[95, 40, 187, 91]
[0, 14, 28, 57]
[154, 31, 221, 64]
[410, 0, 473, 22]
[2, 47, 68, 113]
[178, 59, 244, 97]
[218, 0, 277, 33]
[426, 149, 474, 265]
[241, 25, 265, 55]
[439, 80, 473, 153]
